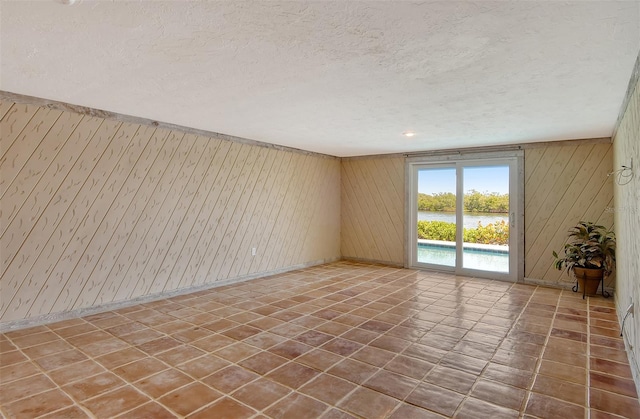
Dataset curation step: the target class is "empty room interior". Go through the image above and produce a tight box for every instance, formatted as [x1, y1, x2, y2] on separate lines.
[1, 1, 640, 418]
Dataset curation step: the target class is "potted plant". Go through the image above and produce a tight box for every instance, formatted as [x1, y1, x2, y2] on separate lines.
[552, 221, 616, 297]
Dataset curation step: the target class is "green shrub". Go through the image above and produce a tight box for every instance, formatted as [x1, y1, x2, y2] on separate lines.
[465, 220, 509, 245]
[417, 221, 456, 242]
[417, 220, 509, 245]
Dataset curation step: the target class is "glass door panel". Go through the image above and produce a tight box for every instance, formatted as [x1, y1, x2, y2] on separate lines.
[462, 165, 510, 273]
[416, 167, 456, 268]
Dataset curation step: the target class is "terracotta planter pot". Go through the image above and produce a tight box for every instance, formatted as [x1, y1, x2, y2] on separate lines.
[574, 267, 604, 296]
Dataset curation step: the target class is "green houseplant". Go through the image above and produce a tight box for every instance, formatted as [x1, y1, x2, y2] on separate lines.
[552, 221, 616, 297]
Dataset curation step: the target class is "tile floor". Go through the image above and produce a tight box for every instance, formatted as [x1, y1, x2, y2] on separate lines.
[1, 261, 639, 418]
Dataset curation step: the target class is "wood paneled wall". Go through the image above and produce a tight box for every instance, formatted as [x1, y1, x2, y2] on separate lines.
[613, 73, 639, 391]
[340, 157, 404, 265]
[0, 100, 340, 324]
[524, 142, 614, 287]
[0, 96, 618, 328]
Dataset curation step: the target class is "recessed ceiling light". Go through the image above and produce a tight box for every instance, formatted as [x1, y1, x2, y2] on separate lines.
[403, 131, 416, 137]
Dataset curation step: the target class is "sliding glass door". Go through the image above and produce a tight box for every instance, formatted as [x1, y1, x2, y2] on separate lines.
[415, 167, 458, 268]
[408, 155, 522, 281]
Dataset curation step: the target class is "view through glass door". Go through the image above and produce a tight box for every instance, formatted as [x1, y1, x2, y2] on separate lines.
[415, 167, 458, 268]
[409, 157, 520, 281]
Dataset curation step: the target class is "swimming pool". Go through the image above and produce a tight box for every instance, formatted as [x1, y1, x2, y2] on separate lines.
[417, 242, 509, 272]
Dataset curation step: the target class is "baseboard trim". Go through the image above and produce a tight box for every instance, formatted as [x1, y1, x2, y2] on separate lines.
[340, 257, 404, 268]
[0, 256, 340, 332]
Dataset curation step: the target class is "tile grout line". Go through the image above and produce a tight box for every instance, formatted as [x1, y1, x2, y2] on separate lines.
[523, 286, 551, 416]
[47, 312, 185, 419]
[389, 274, 528, 416]
[384, 276, 475, 418]
[7, 305, 227, 419]
[153, 263, 392, 418]
[527, 289, 597, 416]
[82, 288, 291, 418]
[467, 282, 541, 417]
[290, 267, 444, 416]
[242, 264, 401, 418]
[195, 270, 516, 414]
[282, 267, 415, 417]
[2, 262, 637, 418]
[428, 278, 500, 417]
[1, 327, 98, 419]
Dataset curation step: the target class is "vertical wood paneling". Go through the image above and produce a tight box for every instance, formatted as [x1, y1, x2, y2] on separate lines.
[256, 152, 299, 273]
[0, 107, 62, 200]
[182, 142, 242, 288]
[524, 142, 614, 286]
[342, 162, 382, 260]
[247, 152, 293, 275]
[199, 144, 258, 283]
[523, 147, 545, 185]
[1, 118, 121, 316]
[0, 101, 15, 121]
[526, 144, 598, 258]
[300, 158, 340, 263]
[119, 134, 207, 299]
[256, 153, 303, 274]
[51, 126, 165, 313]
[341, 187, 366, 259]
[170, 140, 232, 291]
[205, 146, 262, 281]
[144, 137, 223, 296]
[230, 149, 281, 279]
[272, 154, 320, 271]
[20, 123, 140, 318]
[1, 117, 108, 314]
[0, 103, 40, 160]
[525, 145, 578, 225]
[295, 159, 327, 265]
[1, 112, 84, 232]
[378, 158, 404, 220]
[0, 102, 340, 324]
[274, 155, 317, 270]
[340, 156, 405, 265]
[93, 130, 188, 305]
[347, 162, 389, 261]
[360, 160, 402, 254]
[287, 157, 323, 266]
[1, 116, 104, 271]
[529, 146, 613, 283]
[613, 74, 639, 392]
[112, 133, 200, 301]
[224, 149, 277, 280]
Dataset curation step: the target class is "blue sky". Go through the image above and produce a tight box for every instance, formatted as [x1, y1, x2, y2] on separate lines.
[418, 166, 509, 195]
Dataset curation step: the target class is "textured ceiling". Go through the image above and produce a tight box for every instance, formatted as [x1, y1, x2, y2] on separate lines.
[1, 1, 639, 157]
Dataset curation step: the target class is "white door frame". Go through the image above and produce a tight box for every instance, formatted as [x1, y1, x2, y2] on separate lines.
[405, 151, 525, 282]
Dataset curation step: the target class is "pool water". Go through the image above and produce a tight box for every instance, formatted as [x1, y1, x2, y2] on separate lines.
[417, 242, 509, 273]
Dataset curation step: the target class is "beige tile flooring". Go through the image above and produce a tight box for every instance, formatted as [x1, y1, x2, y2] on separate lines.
[1, 261, 639, 418]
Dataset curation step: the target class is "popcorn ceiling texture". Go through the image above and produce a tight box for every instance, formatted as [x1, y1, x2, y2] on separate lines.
[1, 1, 639, 156]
